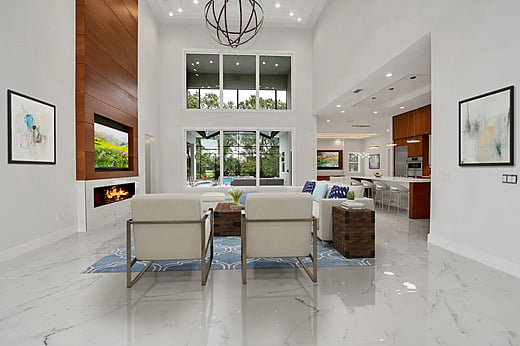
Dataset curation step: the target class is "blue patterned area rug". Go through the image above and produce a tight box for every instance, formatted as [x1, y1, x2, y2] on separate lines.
[84, 236, 373, 273]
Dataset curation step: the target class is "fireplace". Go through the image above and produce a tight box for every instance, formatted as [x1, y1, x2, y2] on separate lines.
[94, 182, 135, 208]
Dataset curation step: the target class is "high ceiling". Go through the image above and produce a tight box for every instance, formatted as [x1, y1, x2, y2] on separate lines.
[316, 35, 432, 139]
[147, 0, 328, 28]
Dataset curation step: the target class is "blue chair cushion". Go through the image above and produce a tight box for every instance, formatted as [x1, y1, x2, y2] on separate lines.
[301, 181, 316, 194]
[239, 191, 259, 203]
[328, 185, 348, 199]
[312, 182, 329, 202]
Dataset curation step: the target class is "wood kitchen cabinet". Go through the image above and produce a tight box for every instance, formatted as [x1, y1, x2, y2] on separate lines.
[392, 113, 409, 140]
[392, 105, 431, 140]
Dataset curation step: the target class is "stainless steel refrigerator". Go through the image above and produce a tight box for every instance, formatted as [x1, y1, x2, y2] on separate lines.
[394, 146, 408, 177]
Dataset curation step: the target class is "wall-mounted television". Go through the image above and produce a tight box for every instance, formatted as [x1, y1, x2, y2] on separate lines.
[317, 150, 343, 170]
[94, 115, 129, 171]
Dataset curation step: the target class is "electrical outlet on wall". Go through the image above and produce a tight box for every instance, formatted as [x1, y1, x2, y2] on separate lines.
[502, 174, 518, 184]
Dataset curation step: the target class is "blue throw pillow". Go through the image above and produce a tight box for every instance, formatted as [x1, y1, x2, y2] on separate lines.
[329, 185, 348, 199]
[312, 182, 329, 202]
[239, 191, 259, 203]
[301, 181, 316, 194]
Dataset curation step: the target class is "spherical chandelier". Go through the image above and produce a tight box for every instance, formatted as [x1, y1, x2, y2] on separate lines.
[204, 0, 264, 48]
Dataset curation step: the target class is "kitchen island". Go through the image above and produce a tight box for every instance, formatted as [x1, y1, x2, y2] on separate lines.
[351, 176, 431, 219]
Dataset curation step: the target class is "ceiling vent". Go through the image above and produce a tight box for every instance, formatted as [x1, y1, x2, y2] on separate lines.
[352, 124, 371, 128]
[353, 88, 364, 94]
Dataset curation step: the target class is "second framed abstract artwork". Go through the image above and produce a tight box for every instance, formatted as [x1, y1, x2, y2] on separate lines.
[459, 86, 514, 166]
[7, 90, 56, 164]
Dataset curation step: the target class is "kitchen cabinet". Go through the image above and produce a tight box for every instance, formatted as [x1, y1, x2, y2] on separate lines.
[392, 113, 409, 140]
[392, 105, 431, 140]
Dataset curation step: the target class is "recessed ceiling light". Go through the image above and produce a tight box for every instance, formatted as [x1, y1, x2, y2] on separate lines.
[336, 104, 341, 108]
[386, 143, 397, 147]
[177, 8, 183, 13]
[235, 62, 240, 66]
[407, 138, 421, 143]
[193, 0, 199, 4]
[326, 119, 331, 122]
[340, 110, 345, 113]
[289, 12, 294, 16]
[168, 11, 174, 17]
[195, 73, 199, 77]
[262, 61, 266, 65]
[275, 3, 280, 8]
[400, 106, 405, 109]
[373, 111, 378, 114]
[388, 87, 394, 91]
[275, 63, 279, 67]
[410, 76, 417, 79]
[369, 145, 380, 149]
[196, 61, 199, 65]
[385, 73, 393, 77]
[209, 60, 213, 64]
[297, 17, 302, 22]
[191, 62, 195, 66]
[371, 96, 376, 100]
[193, 68, 197, 71]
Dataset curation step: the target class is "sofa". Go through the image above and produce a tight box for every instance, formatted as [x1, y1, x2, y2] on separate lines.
[284, 182, 374, 242]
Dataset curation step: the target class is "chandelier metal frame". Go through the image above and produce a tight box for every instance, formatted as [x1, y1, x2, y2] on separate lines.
[204, 0, 264, 48]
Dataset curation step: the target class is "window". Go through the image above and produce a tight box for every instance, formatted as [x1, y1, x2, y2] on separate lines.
[186, 130, 292, 187]
[348, 153, 360, 173]
[186, 53, 292, 110]
[259, 56, 290, 110]
[186, 54, 220, 109]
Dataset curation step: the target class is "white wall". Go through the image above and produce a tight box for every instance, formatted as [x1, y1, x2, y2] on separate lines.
[313, 0, 520, 277]
[362, 132, 394, 178]
[317, 138, 364, 178]
[138, 1, 161, 193]
[0, 1, 76, 255]
[157, 24, 316, 192]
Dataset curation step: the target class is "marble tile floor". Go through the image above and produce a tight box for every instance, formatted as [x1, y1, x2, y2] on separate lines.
[1, 211, 520, 345]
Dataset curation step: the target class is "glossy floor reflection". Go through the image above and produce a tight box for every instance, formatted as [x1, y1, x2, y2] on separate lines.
[1, 210, 520, 345]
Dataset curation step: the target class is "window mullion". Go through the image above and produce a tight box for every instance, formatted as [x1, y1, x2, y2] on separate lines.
[255, 55, 259, 110]
[219, 54, 223, 109]
[219, 130, 224, 185]
[256, 130, 260, 186]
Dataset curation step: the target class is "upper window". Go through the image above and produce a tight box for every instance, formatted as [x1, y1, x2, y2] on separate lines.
[348, 153, 360, 173]
[186, 53, 292, 110]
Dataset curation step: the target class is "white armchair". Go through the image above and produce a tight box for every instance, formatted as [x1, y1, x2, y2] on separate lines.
[127, 193, 214, 287]
[240, 193, 317, 284]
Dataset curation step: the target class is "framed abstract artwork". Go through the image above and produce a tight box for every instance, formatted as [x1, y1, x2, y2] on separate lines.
[317, 150, 343, 170]
[459, 86, 514, 166]
[8, 90, 56, 164]
[369, 154, 380, 169]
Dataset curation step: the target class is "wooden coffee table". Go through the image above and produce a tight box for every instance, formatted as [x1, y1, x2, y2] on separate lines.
[214, 203, 242, 236]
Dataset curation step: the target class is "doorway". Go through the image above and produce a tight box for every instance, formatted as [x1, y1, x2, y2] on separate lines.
[145, 134, 155, 194]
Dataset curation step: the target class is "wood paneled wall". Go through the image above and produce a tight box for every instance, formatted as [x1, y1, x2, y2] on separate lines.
[76, 0, 138, 180]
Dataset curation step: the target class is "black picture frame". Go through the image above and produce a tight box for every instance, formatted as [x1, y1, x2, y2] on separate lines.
[369, 154, 380, 169]
[8, 90, 56, 164]
[459, 86, 514, 166]
[317, 150, 343, 170]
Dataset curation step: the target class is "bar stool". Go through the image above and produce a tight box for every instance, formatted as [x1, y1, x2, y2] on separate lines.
[374, 182, 389, 209]
[350, 179, 362, 186]
[361, 180, 375, 198]
[387, 184, 409, 213]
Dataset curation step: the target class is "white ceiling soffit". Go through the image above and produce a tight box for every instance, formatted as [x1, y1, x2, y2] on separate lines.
[316, 34, 431, 138]
[146, 0, 328, 28]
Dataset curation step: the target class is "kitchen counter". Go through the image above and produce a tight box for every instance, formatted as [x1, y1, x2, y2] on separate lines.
[351, 176, 431, 219]
[351, 176, 431, 183]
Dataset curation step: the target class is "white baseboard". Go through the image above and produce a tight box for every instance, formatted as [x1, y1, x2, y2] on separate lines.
[0, 227, 76, 263]
[428, 234, 520, 279]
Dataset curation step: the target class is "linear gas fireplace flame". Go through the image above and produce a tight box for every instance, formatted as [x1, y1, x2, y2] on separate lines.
[94, 182, 135, 208]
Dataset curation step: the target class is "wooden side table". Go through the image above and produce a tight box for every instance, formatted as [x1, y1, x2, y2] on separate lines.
[332, 206, 375, 258]
[214, 203, 242, 236]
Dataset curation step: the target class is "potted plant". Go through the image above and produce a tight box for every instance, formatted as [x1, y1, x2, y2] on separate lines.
[346, 190, 355, 200]
[228, 189, 244, 205]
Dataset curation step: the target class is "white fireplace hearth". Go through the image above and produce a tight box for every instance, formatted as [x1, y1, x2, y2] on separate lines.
[76, 177, 140, 232]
